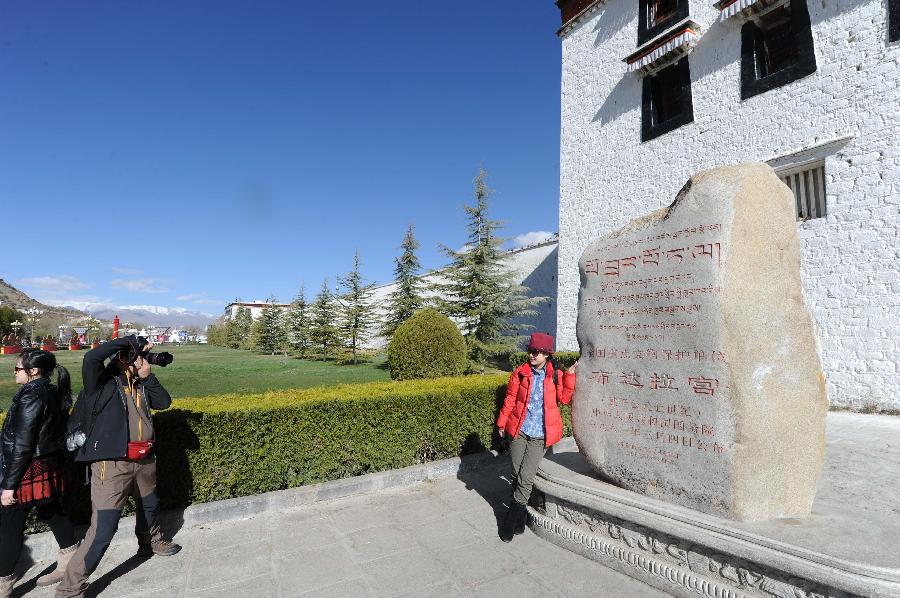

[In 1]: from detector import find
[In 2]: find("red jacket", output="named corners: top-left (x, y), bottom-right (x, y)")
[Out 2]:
top-left (497, 361), bottom-right (576, 447)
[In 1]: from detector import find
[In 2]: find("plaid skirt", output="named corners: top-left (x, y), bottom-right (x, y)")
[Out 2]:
top-left (13, 453), bottom-right (68, 507)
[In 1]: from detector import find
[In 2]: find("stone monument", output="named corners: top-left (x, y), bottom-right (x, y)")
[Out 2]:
top-left (526, 165), bottom-right (899, 597)
top-left (573, 162), bottom-right (827, 521)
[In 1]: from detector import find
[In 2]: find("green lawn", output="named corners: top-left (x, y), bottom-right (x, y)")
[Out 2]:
top-left (0, 344), bottom-right (390, 410)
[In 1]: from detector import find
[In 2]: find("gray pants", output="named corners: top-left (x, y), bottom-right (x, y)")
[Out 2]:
top-left (56, 459), bottom-right (162, 598)
top-left (509, 433), bottom-right (547, 506)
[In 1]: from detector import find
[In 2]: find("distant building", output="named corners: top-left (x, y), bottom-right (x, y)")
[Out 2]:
top-left (553, 0), bottom-right (899, 409)
top-left (167, 329), bottom-right (189, 343)
top-left (224, 300), bottom-right (290, 321)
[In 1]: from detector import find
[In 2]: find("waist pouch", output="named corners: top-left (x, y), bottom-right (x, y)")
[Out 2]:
top-left (126, 441), bottom-right (154, 460)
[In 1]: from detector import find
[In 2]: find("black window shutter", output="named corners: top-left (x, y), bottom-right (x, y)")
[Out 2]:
top-left (890, 0), bottom-right (900, 43)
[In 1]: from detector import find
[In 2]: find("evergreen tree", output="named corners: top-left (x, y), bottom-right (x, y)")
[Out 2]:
top-left (0, 306), bottom-right (25, 336)
top-left (308, 279), bottom-right (342, 359)
top-left (206, 319), bottom-right (226, 346)
top-left (337, 250), bottom-right (378, 364)
top-left (285, 284), bottom-right (311, 357)
top-left (381, 224), bottom-right (424, 337)
top-left (223, 299), bottom-right (254, 349)
top-left (253, 295), bottom-right (286, 355)
top-left (432, 168), bottom-right (537, 367)
top-left (236, 305), bottom-right (254, 349)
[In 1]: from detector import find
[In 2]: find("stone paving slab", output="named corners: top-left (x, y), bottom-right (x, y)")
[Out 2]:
top-left (12, 456), bottom-right (671, 598)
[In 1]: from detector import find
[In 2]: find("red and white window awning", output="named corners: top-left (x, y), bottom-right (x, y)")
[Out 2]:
top-left (714, 0), bottom-right (785, 20)
top-left (624, 20), bottom-right (702, 74)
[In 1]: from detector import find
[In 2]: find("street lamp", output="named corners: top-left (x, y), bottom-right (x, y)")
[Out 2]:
top-left (24, 306), bottom-right (43, 345)
top-left (10, 321), bottom-right (22, 336)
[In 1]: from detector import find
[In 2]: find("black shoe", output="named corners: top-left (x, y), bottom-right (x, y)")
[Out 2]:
top-left (513, 502), bottom-right (528, 536)
top-left (499, 506), bottom-right (517, 542)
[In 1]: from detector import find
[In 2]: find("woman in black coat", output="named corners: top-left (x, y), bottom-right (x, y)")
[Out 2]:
top-left (0, 349), bottom-right (78, 596)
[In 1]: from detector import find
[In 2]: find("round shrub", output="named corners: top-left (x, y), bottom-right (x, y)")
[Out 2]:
top-left (387, 309), bottom-right (467, 380)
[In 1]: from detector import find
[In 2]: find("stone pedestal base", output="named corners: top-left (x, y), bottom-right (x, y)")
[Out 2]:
top-left (529, 444), bottom-right (899, 598)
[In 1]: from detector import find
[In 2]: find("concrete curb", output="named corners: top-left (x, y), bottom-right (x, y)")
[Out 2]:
top-left (20, 449), bottom-right (505, 567)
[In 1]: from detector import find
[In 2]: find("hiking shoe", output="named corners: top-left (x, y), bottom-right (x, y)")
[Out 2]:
top-left (137, 539), bottom-right (182, 557)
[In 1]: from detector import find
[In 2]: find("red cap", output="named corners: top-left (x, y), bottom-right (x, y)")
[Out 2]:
top-left (527, 332), bottom-right (555, 354)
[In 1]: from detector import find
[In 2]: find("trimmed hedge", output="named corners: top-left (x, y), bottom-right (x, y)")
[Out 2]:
top-left (387, 309), bottom-right (467, 380)
top-left (508, 350), bottom-right (580, 370)
top-left (12, 373), bottom-right (575, 532)
top-left (152, 375), bottom-right (512, 510)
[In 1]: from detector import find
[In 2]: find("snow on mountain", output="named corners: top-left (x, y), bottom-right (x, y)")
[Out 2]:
top-left (62, 305), bottom-right (218, 329)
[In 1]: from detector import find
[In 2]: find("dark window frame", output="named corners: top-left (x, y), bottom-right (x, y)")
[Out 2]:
top-left (556, 0), bottom-right (599, 27)
top-left (641, 57), bottom-right (695, 142)
top-left (740, 0), bottom-right (817, 100)
top-left (638, 0), bottom-right (690, 45)
top-left (890, 0), bottom-right (900, 42)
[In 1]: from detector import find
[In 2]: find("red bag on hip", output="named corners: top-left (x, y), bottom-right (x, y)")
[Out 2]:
top-left (127, 441), bottom-right (154, 460)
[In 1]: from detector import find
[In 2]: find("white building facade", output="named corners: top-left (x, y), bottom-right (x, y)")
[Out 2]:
top-left (224, 238), bottom-right (561, 350)
top-left (368, 237), bottom-right (561, 348)
top-left (554, 0), bottom-right (899, 409)
top-left (224, 300), bottom-right (290, 321)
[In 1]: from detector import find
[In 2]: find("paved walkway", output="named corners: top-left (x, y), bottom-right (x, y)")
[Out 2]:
top-left (13, 458), bottom-right (670, 598)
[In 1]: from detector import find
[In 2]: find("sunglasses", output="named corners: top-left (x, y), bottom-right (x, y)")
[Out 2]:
top-left (13, 366), bottom-right (26, 372)
top-left (527, 348), bottom-right (547, 356)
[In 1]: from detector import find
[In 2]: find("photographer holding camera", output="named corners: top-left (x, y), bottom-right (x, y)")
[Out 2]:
top-left (55, 335), bottom-right (180, 598)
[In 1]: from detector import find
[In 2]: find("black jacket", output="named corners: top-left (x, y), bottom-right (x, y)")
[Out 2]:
top-left (69, 336), bottom-right (172, 463)
top-left (1, 377), bottom-right (68, 490)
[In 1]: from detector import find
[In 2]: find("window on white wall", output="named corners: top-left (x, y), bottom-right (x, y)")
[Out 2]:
top-left (641, 58), bottom-right (695, 141)
top-left (778, 162), bottom-right (827, 221)
top-left (638, 0), bottom-right (689, 44)
top-left (740, 1), bottom-right (817, 99)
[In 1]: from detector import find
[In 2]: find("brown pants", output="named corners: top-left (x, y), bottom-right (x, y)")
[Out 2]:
top-left (509, 433), bottom-right (547, 506)
top-left (55, 458), bottom-right (162, 598)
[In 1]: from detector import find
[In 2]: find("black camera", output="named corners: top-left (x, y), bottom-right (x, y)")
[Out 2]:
top-left (145, 351), bottom-right (174, 367)
top-left (119, 336), bottom-right (174, 368)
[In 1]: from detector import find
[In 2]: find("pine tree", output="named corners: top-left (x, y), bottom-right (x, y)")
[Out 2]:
top-left (337, 250), bottom-right (378, 364)
top-left (206, 319), bottom-right (226, 346)
top-left (381, 224), bottom-right (425, 337)
top-left (223, 299), bottom-right (253, 349)
top-left (308, 279), bottom-right (342, 359)
top-left (285, 284), bottom-right (311, 357)
top-left (253, 295), bottom-right (286, 355)
top-left (432, 168), bottom-right (537, 367)
top-left (235, 305), bottom-right (254, 349)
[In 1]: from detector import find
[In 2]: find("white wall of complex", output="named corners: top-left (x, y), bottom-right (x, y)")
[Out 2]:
top-left (367, 239), bottom-right (560, 349)
top-left (224, 303), bottom-right (289, 320)
top-left (557, 2), bottom-right (899, 409)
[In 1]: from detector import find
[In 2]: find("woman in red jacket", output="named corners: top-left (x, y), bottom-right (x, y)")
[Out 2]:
top-left (496, 332), bottom-right (576, 542)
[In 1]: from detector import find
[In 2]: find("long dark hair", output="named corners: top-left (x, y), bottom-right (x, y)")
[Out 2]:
top-left (18, 348), bottom-right (72, 409)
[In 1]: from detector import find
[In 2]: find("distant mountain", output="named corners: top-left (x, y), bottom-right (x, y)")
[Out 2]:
top-left (0, 278), bottom-right (85, 318)
top-left (86, 306), bottom-right (218, 329)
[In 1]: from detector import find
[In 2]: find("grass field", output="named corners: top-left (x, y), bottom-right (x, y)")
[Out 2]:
top-left (0, 344), bottom-right (391, 410)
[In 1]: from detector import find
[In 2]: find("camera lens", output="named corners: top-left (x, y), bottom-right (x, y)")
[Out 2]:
top-left (150, 352), bottom-right (174, 367)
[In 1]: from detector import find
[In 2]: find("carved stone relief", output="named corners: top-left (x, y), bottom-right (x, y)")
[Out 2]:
top-left (540, 500), bottom-right (857, 598)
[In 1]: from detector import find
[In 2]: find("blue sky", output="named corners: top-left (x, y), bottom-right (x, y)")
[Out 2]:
top-left (1, 1), bottom-right (562, 316)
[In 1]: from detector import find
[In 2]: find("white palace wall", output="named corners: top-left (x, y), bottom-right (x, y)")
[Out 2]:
top-left (556, 1), bottom-right (900, 409)
top-left (368, 238), bottom-right (560, 349)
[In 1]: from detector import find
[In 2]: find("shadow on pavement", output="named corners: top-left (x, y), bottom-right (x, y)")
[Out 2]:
top-left (456, 438), bottom-right (513, 540)
top-left (84, 554), bottom-right (152, 597)
top-left (12, 564), bottom-right (47, 597)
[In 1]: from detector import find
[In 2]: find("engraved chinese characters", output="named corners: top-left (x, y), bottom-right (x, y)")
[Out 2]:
top-left (572, 163), bottom-right (827, 521)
